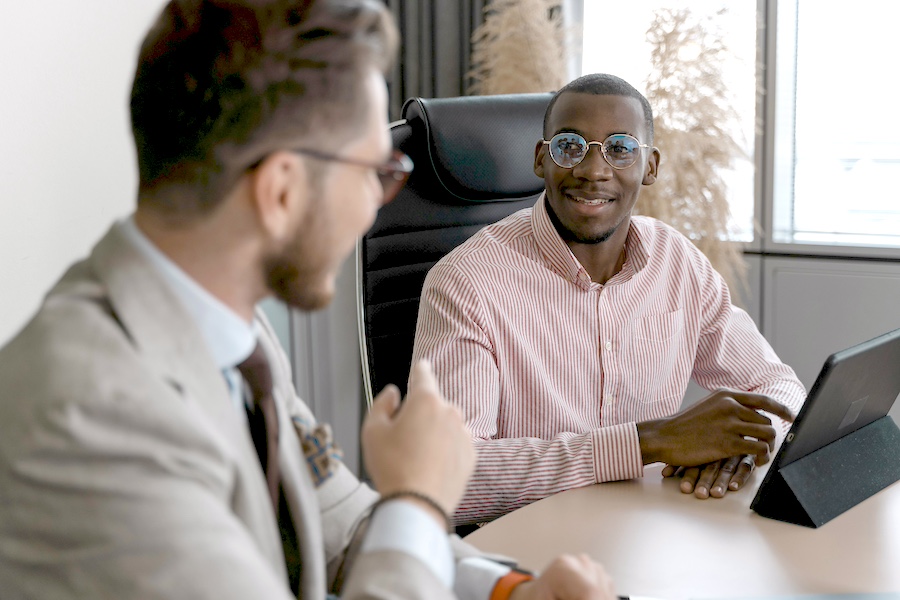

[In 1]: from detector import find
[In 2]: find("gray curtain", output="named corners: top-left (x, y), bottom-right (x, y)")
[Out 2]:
top-left (385, 0), bottom-right (488, 119)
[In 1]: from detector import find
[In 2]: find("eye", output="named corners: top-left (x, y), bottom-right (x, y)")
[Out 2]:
top-left (554, 136), bottom-right (585, 156)
top-left (606, 137), bottom-right (638, 156)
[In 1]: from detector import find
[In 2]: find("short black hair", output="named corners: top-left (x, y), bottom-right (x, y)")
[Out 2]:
top-left (543, 73), bottom-right (654, 142)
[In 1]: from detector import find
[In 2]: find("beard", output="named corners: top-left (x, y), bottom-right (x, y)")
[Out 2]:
top-left (263, 207), bottom-right (337, 312)
top-left (263, 166), bottom-right (342, 311)
top-left (265, 250), bottom-right (334, 311)
top-left (545, 200), bottom-right (620, 245)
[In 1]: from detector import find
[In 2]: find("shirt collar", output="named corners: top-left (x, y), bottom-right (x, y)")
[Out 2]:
top-left (118, 216), bottom-right (257, 370)
top-left (531, 192), bottom-right (649, 289)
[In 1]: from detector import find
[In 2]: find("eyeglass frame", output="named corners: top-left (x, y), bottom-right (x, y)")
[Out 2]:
top-left (289, 147), bottom-right (414, 204)
top-left (291, 148), bottom-right (414, 205)
top-left (541, 132), bottom-right (652, 170)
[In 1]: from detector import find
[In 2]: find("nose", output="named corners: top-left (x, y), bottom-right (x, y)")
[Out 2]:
top-left (571, 144), bottom-right (613, 181)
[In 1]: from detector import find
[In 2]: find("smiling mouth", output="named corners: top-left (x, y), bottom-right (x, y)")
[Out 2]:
top-left (566, 191), bottom-right (614, 206)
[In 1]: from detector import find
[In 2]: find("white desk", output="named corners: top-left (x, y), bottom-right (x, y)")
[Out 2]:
top-left (465, 464), bottom-right (900, 599)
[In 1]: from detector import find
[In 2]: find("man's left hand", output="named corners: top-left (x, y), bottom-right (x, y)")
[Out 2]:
top-left (661, 454), bottom-right (756, 499)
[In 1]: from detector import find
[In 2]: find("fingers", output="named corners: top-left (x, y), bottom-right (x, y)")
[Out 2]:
top-left (407, 359), bottom-right (439, 396)
top-left (731, 390), bottom-right (796, 423)
top-left (661, 464), bottom-right (677, 478)
top-left (693, 461), bottom-right (722, 499)
top-left (679, 466), bottom-right (700, 494)
top-left (708, 456), bottom-right (741, 498)
top-left (360, 384), bottom-right (400, 453)
top-left (727, 455), bottom-right (756, 491)
top-left (732, 421), bottom-right (777, 447)
top-left (733, 437), bottom-right (772, 466)
top-left (367, 360), bottom-right (441, 426)
top-left (366, 384), bottom-right (401, 421)
top-left (676, 455), bottom-right (756, 500)
top-left (533, 553), bottom-right (617, 600)
top-left (734, 405), bottom-right (774, 426)
top-left (696, 454), bottom-right (756, 498)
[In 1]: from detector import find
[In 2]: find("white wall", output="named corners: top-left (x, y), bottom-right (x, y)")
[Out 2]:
top-left (0, 1), bottom-right (168, 345)
top-left (760, 254), bottom-right (900, 423)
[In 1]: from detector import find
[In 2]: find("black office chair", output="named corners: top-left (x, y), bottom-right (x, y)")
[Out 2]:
top-left (356, 93), bottom-right (553, 405)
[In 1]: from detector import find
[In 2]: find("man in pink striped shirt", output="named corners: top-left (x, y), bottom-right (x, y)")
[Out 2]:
top-left (412, 73), bottom-right (806, 526)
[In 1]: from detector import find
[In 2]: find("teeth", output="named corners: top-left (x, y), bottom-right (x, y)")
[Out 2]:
top-left (566, 191), bottom-right (613, 206)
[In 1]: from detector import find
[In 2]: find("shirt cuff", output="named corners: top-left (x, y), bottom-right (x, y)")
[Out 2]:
top-left (359, 499), bottom-right (454, 588)
top-left (593, 422), bottom-right (644, 482)
top-left (454, 556), bottom-right (513, 600)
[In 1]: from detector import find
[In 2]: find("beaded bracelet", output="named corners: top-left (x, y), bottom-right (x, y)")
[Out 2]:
top-left (374, 490), bottom-right (452, 532)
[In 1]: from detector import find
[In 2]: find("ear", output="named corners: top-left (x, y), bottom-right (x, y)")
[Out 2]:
top-left (249, 151), bottom-right (308, 241)
top-left (533, 139), bottom-right (547, 178)
top-left (642, 146), bottom-right (661, 186)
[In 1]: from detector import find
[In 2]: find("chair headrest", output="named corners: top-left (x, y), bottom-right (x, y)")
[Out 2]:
top-left (400, 93), bottom-right (552, 203)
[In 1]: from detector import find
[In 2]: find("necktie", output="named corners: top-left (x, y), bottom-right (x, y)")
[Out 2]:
top-left (236, 342), bottom-right (281, 511)
top-left (237, 342), bottom-right (304, 594)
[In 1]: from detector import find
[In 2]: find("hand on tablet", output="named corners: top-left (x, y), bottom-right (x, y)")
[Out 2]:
top-left (637, 388), bottom-right (796, 493)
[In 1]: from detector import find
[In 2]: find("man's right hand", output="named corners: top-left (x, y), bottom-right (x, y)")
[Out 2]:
top-left (360, 360), bottom-right (475, 523)
top-left (636, 388), bottom-right (795, 469)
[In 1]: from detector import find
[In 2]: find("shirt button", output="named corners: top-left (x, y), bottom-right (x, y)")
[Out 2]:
top-left (605, 340), bottom-right (612, 351)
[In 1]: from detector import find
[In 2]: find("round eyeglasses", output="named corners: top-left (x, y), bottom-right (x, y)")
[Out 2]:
top-left (542, 132), bottom-right (650, 170)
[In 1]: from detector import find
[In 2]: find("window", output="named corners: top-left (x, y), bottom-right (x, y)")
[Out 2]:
top-left (771, 0), bottom-right (900, 250)
top-left (582, 0), bottom-right (900, 254)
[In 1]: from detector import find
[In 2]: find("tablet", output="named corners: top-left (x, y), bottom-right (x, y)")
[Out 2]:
top-left (751, 327), bottom-right (900, 526)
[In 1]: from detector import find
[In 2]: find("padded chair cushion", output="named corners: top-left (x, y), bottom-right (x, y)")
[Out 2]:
top-left (359, 93), bottom-right (553, 399)
top-left (403, 94), bottom-right (551, 201)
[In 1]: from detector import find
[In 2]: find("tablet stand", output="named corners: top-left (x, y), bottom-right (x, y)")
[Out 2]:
top-left (751, 415), bottom-right (900, 528)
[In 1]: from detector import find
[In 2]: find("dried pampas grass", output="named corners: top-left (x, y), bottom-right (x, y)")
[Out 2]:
top-left (468, 0), bottom-right (571, 95)
top-left (638, 8), bottom-right (750, 300)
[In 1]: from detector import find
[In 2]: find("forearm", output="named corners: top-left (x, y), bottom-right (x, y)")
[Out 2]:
top-left (453, 426), bottom-right (642, 525)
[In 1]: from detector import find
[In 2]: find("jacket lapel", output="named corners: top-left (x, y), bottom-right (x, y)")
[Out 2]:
top-left (88, 224), bottom-right (289, 581)
top-left (256, 322), bottom-right (327, 599)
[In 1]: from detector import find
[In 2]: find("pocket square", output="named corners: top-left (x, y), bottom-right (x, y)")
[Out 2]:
top-left (291, 416), bottom-right (343, 487)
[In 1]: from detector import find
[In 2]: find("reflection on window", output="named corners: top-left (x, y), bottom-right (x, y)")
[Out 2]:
top-left (581, 1), bottom-right (757, 242)
top-left (773, 0), bottom-right (900, 248)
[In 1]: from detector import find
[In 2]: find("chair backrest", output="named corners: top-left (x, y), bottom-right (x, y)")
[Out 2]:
top-left (356, 92), bottom-right (552, 404)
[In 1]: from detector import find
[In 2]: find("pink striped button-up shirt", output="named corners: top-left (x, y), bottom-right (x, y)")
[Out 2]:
top-left (412, 194), bottom-right (806, 525)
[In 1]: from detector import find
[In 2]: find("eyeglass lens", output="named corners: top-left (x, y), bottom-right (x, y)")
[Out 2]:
top-left (549, 133), bottom-right (642, 169)
top-left (376, 150), bottom-right (414, 204)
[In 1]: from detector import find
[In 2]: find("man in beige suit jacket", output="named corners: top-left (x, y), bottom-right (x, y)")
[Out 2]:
top-left (0, 0), bottom-right (615, 599)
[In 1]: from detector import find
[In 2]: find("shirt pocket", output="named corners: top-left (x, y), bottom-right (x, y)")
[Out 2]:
top-left (632, 309), bottom-right (684, 341)
top-left (625, 309), bottom-right (689, 409)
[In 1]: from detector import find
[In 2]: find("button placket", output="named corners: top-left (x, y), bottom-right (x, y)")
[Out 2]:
top-left (596, 285), bottom-right (612, 414)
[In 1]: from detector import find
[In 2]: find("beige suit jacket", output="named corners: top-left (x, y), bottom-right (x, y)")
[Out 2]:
top-left (0, 224), bottom-right (458, 599)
